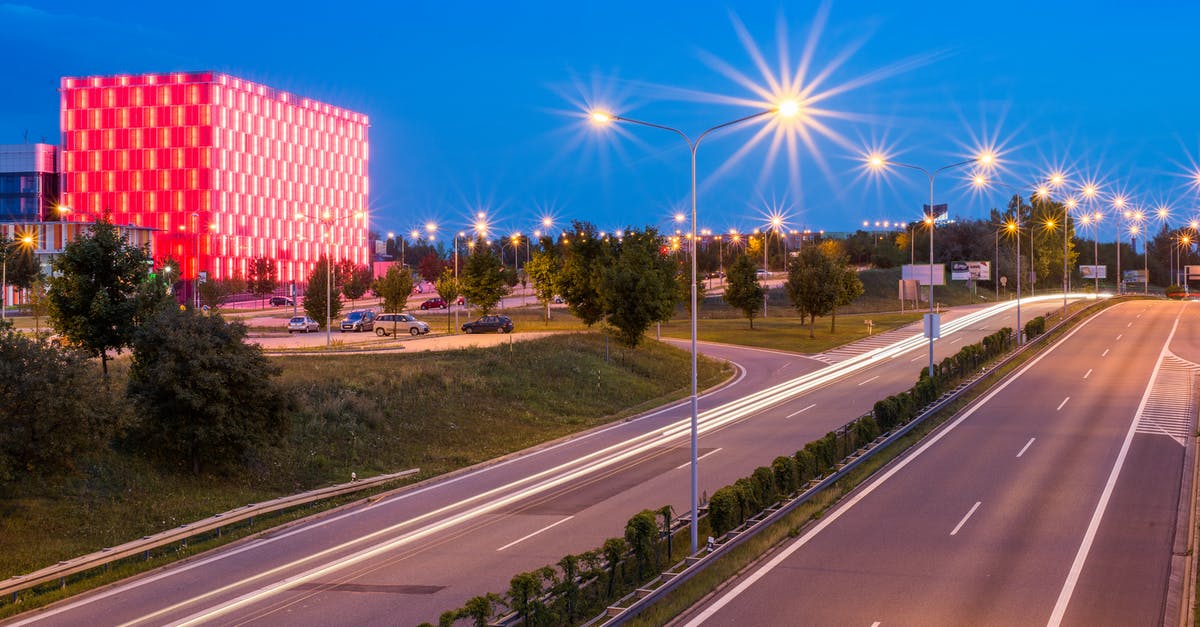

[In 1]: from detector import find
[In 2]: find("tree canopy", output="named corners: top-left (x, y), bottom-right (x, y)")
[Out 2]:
top-left (125, 308), bottom-right (289, 474)
top-left (374, 264), bottom-right (414, 313)
top-left (303, 256), bottom-right (342, 326)
top-left (600, 228), bottom-right (679, 347)
top-left (722, 253), bottom-right (766, 328)
top-left (460, 241), bottom-right (507, 314)
top-left (47, 219), bottom-right (157, 376)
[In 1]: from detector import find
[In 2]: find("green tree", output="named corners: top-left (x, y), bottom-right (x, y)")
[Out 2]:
top-left (373, 265), bottom-right (413, 313)
top-left (304, 256), bottom-right (342, 328)
top-left (417, 251), bottom-right (446, 284)
top-left (342, 264), bottom-right (373, 304)
top-left (126, 307), bottom-right (289, 474)
top-left (601, 228), bottom-right (678, 347)
top-left (0, 325), bottom-right (115, 484)
top-left (47, 219), bottom-right (154, 377)
top-left (26, 275), bottom-right (51, 335)
top-left (786, 246), bottom-right (839, 338)
top-left (246, 257), bottom-right (278, 305)
top-left (434, 269), bottom-right (461, 333)
top-left (822, 241), bottom-right (864, 332)
top-left (624, 509), bottom-right (659, 579)
top-left (525, 245), bottom-right (562, 322)
top-left (200, 275), bottom-right (247, 310)
top-left (723, 253), bottom-right (766, 329)
top-left (558, 221), bottom-right (609, 325)
top-left (460, 241), bottom-right (507, 314)
top-left (0, 233), bottom-right (39, 294)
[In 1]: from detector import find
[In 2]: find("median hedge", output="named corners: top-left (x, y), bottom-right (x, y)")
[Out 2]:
top-left (429, 326), bottom-right (1015, 626)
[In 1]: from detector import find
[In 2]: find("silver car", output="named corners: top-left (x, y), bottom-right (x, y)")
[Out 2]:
top-left (375, 313), bottom-right (431, 337)
top-left (287, 316), bottom-right (320, 333)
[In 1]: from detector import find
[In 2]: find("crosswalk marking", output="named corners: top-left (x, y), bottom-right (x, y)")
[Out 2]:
top-left (1134, 353), bottom-right (1198, 446)
top-left (811, 324), bottom-right (920, 365)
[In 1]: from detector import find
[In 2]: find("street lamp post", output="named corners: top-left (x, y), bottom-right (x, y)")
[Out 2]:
top-left (299, 209), bottom-right (364, 346)
top-left (974, 175), bottom-right (1025, 342)
top-left (591, 101), bottom-right (798, 555)
top-left (1, 232), bottom-right (35, 320)
top-left (870, 152), bottom-right (993, 375)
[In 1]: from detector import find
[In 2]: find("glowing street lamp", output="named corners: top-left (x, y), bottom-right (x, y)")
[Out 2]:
top-left (975, 174), bottom-right (1025, 342)
top-left (869, 150), bottom-right (995, 370)
top-left (1, 232), bottom-right (36, 320)
top-left (590, 99), bottom-right (799, 555)
top-left (298, 208), bottom-right (365, 346)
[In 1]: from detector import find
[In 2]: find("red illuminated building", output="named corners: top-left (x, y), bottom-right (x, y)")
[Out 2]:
top-left (59, 71), bottom-right (370, 284)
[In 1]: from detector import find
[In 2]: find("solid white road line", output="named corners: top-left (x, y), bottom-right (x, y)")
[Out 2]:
top-left (1102, 349), bottom-right (1109, 357)
top-left (1046, 304), bottom-right (1185, 626)
top-left (682, 304), bottom-right (1111, 627)
top-left (676, 448), bottom-right (723, 470)
top-left (1083, 369), bottom-right (1092, 379)
top-left (951, 502), bottom-right (982, 536)
top-left (858, 375), bottom-right (881, 386)
top-left (1057, 397), bottom-right (1070, 411)
top-left (786, 404), bottom-right (817, 418)
top-left (910, 355), bottom-right (925, 362)
top-left (496, 516), bottom-right (574, 552)
top-left (1017, 438), bottom-right (1036, 458)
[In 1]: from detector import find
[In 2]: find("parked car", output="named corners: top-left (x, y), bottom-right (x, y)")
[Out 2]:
top-left (375, 313), bottom-right (431, 337)
top-left (755, 269), bottom-right (771, 278)
top-left (339, 309), bottom-right (377, 332)
top-left (270, 296), bottom-right (294, 306)
top-left (287, 316), bottom-right (319, 333)
top-left (420, 298), bottom-right (448, 310)
top-left (461, 315), bottom-right (514, 334)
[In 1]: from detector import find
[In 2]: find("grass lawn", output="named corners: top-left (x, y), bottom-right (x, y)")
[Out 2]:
top-left (0, 334), bottom-right (729, 581)
top-left (659, 311), bottom-right (922, 354)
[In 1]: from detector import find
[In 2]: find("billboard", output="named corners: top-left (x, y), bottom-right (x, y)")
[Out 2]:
top-left (1080, 265), bottom-right (1107, 279)
top-left (951, 261), bottom-right (991, 281)
top-left (1123, 270), bottom-right (1147, 284)
top-left (899, 279), bottom-right (920, 301)
top-left (903, 263), bottom-right (946, 286)
top-left (1187, 265), bottom-right (1200, 280)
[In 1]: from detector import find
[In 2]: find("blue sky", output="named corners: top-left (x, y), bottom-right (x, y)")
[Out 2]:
top-left (3, 0), bottom-right (1200, 237)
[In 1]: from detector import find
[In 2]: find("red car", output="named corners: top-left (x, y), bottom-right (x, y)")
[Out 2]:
top-left (419, 298), bottom-right (447, 310)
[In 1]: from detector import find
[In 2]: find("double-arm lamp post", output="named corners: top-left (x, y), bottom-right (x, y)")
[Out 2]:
top-left (590, 100), bottom-right (800, 555)
top-left (973, 175), bottom-right (1025, 344)
top-left (868, 152), bottom-right (994, 376)
top-left (298, 209), bottom-right (365, 346)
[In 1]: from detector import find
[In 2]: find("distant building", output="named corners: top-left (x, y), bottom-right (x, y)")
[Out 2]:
top-left (1, 220), bottom-right (157, 308)
top-left (59, 71), bottom-right (370, 284)
top-left (0, 144), bottom-right (59, 222)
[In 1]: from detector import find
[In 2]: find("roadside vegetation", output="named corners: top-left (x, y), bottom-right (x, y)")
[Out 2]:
top-left (0, 333), bottom-right (728, 581)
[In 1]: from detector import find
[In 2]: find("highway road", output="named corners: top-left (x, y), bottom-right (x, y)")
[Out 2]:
top-left (7, 297), bottom-right (1073, 627)
top-left (681, 300), bottom-right (1197, 627)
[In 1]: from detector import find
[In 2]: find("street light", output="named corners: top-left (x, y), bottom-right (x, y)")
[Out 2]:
top-left (1, 232), bottom-right (36, 320)
top-left (1080, 184), bottom-right (1103, 292)
top-left (974, 174), bottom-right (1024, 343)
top-left (590, 100), bottom-right (799, 555)
top-left (869, 150), bottom-right (995, 375)
top-left (298, 208), bottom-right (365, 346)
top-left (1110, 195), bottom-right (1128, 294)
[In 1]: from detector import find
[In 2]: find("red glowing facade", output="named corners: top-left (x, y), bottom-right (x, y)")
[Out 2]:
top-left (60, 71), bottom-right (370, 282)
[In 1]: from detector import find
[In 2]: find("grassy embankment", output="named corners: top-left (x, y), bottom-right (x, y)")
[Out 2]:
top-left (0, 334), bottom-right (729, 583)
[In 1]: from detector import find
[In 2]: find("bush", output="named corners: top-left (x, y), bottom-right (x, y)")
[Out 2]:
top-left (708, 487), bottom-right (741, 536)
top-left (772, 455), bottom-right (799, 495)
top-left (1024, 315), bottom-right (1046, 341)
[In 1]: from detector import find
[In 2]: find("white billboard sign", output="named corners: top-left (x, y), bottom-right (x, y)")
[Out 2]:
top-left (951, 261), bottom-right (991, 281)
top-left (1187, 265), bottom-right (1200, 280)
top-left (902, 263), bottom-right (946, 286)
top-left (1080, 265), bottom-right (1107, 279)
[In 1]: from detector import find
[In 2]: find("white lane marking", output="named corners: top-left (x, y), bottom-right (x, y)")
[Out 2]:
top-left (1127, 322), bottom-right (1133, 327)
top-left (786, 404), bottom-right (817, 418)
top-left (871, 623), bottom-right (882, 627)
top-left (1057, 397), bottom-right (1070, 411)
top-left (1101, 349), bottom-right (1109, 357)
top-left (858, 375), bottom-right (881, 386)
top-left (950, 337), bottom-right (963, 344)
top-left (676, 448), bottom-right (723, 470)
top-left (1116, 334), bottom-right (1122, 341)
top-left (910, 355), bottom-right (925, 362)
top-left (1047, 304), bottom-right (1186, 626)
top-left (684, 304), bottom-right (1112, 627)
top-left (950, 501), bottom-right (982, 536)
top-left (1083, 369), bottom-right (1092, 379)
top-left (1017, 438), bottom-right (1036, 458)
top-left (497, 516), bottom-right (574, 552)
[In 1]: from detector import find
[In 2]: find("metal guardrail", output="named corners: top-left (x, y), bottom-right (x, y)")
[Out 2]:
top-left (1, 468), bottom-right (419, 600)
top-left (600, 305), bottom-right (1099, 624)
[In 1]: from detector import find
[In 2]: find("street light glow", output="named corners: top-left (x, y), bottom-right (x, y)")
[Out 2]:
top-left (776, 99), bottom-right (801, 117)
top-left (589, 111), bottom-right (613, 124)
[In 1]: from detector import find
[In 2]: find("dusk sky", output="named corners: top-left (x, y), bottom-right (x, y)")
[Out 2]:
top-left (4, 1), bottom-right (1200, 238)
